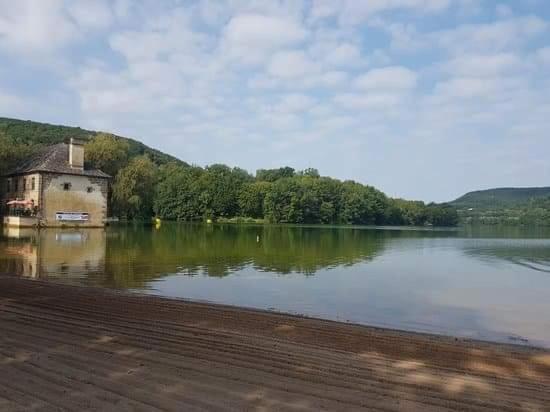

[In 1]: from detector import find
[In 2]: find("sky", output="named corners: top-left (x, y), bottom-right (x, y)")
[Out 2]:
top-left (1, 0), bottom-right (549, 202)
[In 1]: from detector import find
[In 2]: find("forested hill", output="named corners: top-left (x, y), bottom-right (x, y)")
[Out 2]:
top-left (0, 117), bottom-right (185, 168)
top-left (451, 187), bottom-right (550, 209)
top-left (0, 117), bottom-right (458, 226)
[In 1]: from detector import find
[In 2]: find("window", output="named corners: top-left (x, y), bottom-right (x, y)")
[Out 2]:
top-left (6, 180), bottom-right (10, 193)
top-left (86, 186), bottom-right (94, 193)
top-left (31, 177), bottom-right (35, 191)
top-left (23, 178), bottom-right (26, 191)
top-left (63, 183), bottom-right (71, 191)
top-left (14, 179), bottom-right (18, 192)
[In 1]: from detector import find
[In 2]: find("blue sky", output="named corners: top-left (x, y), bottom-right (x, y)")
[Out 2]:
top-left (1, 0), bottom-right (549, 202)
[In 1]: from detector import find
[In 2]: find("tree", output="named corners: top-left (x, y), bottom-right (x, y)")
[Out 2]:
top-left (154, 163), bottom-right (205, 221)
top-left (256, 167), bottom-right (295, 182)
top-left (264, 178), bottom-right (301, 223)
top-left (298, 168), bottom-right (320, 178)
top-left (199, 165), bottom-right (253, 219)
top-left (391, 199), bottom-right (428, 226)
top-left (339, 181), bottom-right (389, 225)
top-left (238, 181), bottom-right (271, 218)
top-left (425, 203), bottom-right (459, 226)
top-left (85, 133), bottom-right (130, 177)
top-left (0, 133), bottom-right (34, 176)
top-left (112, 156), bottom-right (157, 219)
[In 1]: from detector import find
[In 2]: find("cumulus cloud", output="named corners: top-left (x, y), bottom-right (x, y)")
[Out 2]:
top-left (383, 15), bottom-right (548, 54)
top-left (67, 0), bottom-right (113, 30)
top-left (434, 15), bottom-right (548, 53)
top-left (433, 76), bottom-right (522, 99)
top-left (443, 53), bottom-right (524, 77)
top-left (318, 43), bottom-right (363, 67)
top-left (0, 0), bottom-right (78, 54)
top-left (222, 14), bottom-right (307, 65)
top-left (1, 0), bottom-right (549, 201)
top-left (310, 0), bottom-right (452, 25)
top-left (272, 94), bottom-right (316, 113)
top-left (267, 50), bottom-right (319, 78)
top-left (334, 93), bottom-right (406, 110)
top-left (354, 66), bottom-right (418, 91)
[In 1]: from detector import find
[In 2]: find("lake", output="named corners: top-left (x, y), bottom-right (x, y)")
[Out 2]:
top-left (1, 223), bottom-right (550, 347)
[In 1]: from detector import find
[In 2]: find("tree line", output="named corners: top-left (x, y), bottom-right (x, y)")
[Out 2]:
top-left (1, 132), bottom-right (459, 226)
top-left (83, 135), bottom-right (458, 226)
top-left (459, 197), bottom-right (550, 226)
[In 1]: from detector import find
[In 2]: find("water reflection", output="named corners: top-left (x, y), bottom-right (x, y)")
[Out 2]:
top-left (461, 239), bottom-right (550, 273)
top-left (0, 227), bottom-right (106, 282)
top-left (2, 223), bottom-right (550, 346)
top-left (106, 224), bottom-right (389, 280)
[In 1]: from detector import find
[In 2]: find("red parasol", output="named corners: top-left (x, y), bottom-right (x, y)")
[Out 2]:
top-left (6, 200), bottom-right (34, 206)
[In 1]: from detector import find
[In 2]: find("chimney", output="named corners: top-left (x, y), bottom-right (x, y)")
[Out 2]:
top-left (69, 138), bottom-right (85, 170)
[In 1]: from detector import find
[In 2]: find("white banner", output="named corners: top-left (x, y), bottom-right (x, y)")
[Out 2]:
top-left (56, 212), bottom-right (89, 221)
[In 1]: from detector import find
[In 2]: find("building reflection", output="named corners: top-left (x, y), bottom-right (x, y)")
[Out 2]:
top-left (0, 227), bottom-right (106, 280)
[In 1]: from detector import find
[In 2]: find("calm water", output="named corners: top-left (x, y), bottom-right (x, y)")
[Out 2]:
top-left (2, 223), bottom-right (550, 347)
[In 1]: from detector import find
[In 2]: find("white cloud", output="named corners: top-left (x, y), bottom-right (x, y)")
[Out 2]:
top-left (433, 76), bottom-right (526, 100)
top-left (221, 14), bottom-right (307, 65)
top-left (537, 47), bottom-right (550, 65)
top-left (67, 0), bottom-right (113, 30)
top-left (267, 50), bottom-right (319, 78)
top-left (113, 0), bottom-right (132, 20)
top-left (444, 53), bottom-right (523, 77)
top-left (0, 0), bottom-right (119, 57)
top-left (383, 15), bottom-right (548, 55)
top-left (248, 70), bottom-right (348, 90)
top-left (1, 0), bottom-right (549, 201)
top-left (334, 93), bottom-right (405, 110)
top-left (306, 71), bottom-right (349, 88)
top-left (355, 66), bottom-right (417, 91)
top-left (0, 0), bottom-right (77, 54)
top-left (272, 94), bottom-right (316, 113)
top-left (323, 43), bottom-right (363, 67)
top-left (434, 16), bottom-right (548, 53)
top-left (309, 0), bottom-right (452, 25)
top-left (109, 8), bottom-right (210, 62)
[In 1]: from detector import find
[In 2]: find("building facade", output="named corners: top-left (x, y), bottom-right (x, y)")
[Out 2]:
top-left (2, 139), bottom-right (110, 228)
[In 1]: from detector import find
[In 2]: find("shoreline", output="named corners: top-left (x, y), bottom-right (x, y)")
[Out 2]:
top-left (1, 275), bottom-right (549, 410)
top-left (148, 290), bottom-right (543, 352)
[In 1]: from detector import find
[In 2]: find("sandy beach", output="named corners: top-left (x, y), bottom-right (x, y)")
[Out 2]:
top-left (1, 275), bottom-right (549, 411)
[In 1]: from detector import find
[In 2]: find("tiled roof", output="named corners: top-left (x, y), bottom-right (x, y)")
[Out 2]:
top-left (4, 143), bottom-right (110, 178)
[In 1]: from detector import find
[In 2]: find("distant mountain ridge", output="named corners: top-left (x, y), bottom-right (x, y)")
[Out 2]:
top-left (0, 117), bottom-right (187, 167)
top-left (451, 187), bottom-right (550, 209)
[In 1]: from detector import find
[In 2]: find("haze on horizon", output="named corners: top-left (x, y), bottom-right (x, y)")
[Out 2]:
top-left (1, 0), bottom-right (549, 203)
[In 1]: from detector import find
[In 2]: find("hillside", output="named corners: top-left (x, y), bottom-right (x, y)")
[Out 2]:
top-left (0, 117), bottom-right (458, 225)
top-left (451, 187), bottom-right (550, 209)
top-left (0, 117), bottom-right (186, 167)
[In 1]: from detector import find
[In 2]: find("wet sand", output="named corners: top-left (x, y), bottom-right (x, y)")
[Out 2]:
top-left (1, 276), bottom-right (549, 411)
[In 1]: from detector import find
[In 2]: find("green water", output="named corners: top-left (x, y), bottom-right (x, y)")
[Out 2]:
top-left (1, 223), bottom-right (550, 347)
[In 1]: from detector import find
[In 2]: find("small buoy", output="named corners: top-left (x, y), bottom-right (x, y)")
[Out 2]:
top-left (206, 218), bottom-right (212, 224)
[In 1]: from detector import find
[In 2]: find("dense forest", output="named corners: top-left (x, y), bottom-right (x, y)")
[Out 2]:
top-left (451, 187), bottom-right (550, 226)
top-left (456, 198), bottom-right (550, 226)
top-left (0, 117), bottom-right (458, 226)
top-left (451, 187), bottom-right (550, 209)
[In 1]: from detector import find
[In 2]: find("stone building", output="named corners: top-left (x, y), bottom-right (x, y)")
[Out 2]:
top-left (2, 138), bottom-right (110, 227)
